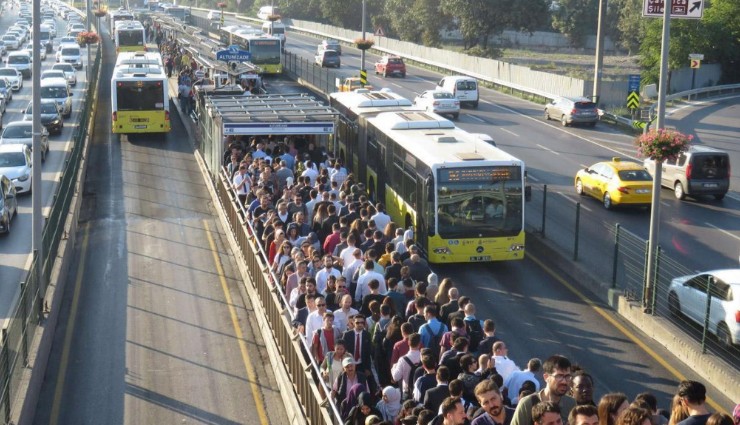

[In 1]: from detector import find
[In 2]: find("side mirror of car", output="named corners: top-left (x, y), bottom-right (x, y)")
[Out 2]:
top-left (69, 92), bottom-right (73, 96)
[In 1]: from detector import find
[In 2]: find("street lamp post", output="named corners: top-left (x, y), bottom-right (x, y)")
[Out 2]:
top-left (593, 0), bottom-right (606, 104)
top-left (361, 0), bottom-right (366, 76)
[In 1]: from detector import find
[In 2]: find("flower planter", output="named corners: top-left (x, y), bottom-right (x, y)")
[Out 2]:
top-left (267, 14), bottom-right (281, 21)
top-left (354, 38), bottom-right (374, 50)
top-left (634, 129), bottom-right (692, 161)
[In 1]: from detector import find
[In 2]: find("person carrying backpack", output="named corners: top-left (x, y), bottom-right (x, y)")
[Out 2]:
top-left (463, 302), bottom-right (484, 354)
top-left (417, 305), bottom-right (448, 362)
top-left (390, 333), bottom-right (422, 400)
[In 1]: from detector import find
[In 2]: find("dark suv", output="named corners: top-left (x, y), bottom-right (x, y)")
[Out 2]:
top-left (545, 96), bottom-right (599, 127)
top-left (374, 55), bottom-right (406, 78)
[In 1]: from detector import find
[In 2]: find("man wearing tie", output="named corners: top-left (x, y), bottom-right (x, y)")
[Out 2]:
top-left (342, 314), bottom-right (373, 375)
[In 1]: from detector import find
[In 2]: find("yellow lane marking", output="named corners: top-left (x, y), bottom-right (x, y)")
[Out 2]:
top-left (203, 220), bottom-right (270, 424)
top-left (49, 226), bottom-right (90, 425)
top-left (528, 252), bottom-right (727, 414)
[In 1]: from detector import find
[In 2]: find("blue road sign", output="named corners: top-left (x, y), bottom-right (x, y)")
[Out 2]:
top-left (216, 45), bottom-right (252, 62)
top-left (628, 74), bottom-right (641, 93)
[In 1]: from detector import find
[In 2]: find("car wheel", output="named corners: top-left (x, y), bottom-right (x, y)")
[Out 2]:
top-left (473, 101), bottom-right (479, 108)
top-left (575, 179), bottom-right (584, 196)
top-left (716, 322), bottom-right (732, 348)
top-left (674, 182), bottom-right (685, 200)
top-left (4, 215), bottom-right (9, 234)
top-left (452, 113), bottom-right (459, 120)
top-left (668, 292), bottom-right (681, 317)
top-left (545, 109), bottom-right (551, 120)
top-left (561, 115), bottom-right (568, 126)
top-left (383, 71), bottom-right (387, 78)
top-left (588, 121), bottom-right (596, 127)
top-left (603, 192), bottom-right (612, 209)
top-left (713, 194), bottom-right (725, 200)
top-left (401, 72), bottom-right (406, 78)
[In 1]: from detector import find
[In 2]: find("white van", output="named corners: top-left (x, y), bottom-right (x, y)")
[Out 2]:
top-left (437, 76), bottom-right (479, 108)
top-left (40, 77), bottom-right (73, 118)
top-left (6, 51), bottom-right (32, 78)
top-left (261, 21), bottom-right (285, 48)
top-left (55, 44), bottom-right (82, 69)
top-left (257, 5), bottom-right (280, 20)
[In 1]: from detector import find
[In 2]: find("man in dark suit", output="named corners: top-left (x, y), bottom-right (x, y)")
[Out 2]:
top-left (319, 204), bottom-right (340, 242)
top-left (423, 365), bottom-right (451, 413)
top-left (342, 314), bottom-right (373, 375)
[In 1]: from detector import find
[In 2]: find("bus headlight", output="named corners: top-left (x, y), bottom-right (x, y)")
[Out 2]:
top-left (433, 247), bottom-right (452, 255)
top-left (508, 244), bottom-right (524, 252)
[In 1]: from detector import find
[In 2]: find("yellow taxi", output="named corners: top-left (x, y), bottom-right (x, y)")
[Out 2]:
top-left (575, 158), bottom-right (653, 209)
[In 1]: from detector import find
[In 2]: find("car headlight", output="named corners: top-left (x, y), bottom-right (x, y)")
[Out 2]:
top-left (18, 172), bottom-right (30, 182)
top-left (51, 119), bottom-right (61, 125)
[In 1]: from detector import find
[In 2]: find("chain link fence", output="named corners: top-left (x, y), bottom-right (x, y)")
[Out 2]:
top-left (0, 39), bottom-right (102, 425)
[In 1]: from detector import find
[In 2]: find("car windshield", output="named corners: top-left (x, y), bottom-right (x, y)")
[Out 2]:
top-left (8, 56), bottom-right (29, 64)
top-left (0, 80), bottom-right (7, 88)
top-left (388, 58), bottom-right (403, 64)
top-left (29, 103), bottom-right (59, 114)
top-left (0, 70), bottom-right (16, 77)
top-left (41, 86), bottom-right (68, 98)
top-left (456, 81), bottom-right (477, 90)
top-left (2, 126), bottom-right (32, 139)
top-left (433, 92), bottom-right (454, 99)
top-left (61, 48), bottom-right (79, 55)
top-left (618, 169), bottom-right (652, 181)
top-left (574, 101), bottom-right (596, 109)
top-left (323, 51), bottom-right (338, 57)
top-left (0, 152), bottom-right (27, 167)
top-left (53, 65), bottom-right (74, 73)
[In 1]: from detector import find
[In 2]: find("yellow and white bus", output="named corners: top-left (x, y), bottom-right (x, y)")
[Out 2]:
top-left (111, 61), bottom-right (171, 134)
top-left (219, 26), bottom-right (283, 75)
top-left (115, 51), bottom-right (163, 68)
top-left (109, 9), bottom-right (135, 39)
top-left (360, 110), bottom-right (525, 263)
top-left (114, 20), bottom-right (146, 53)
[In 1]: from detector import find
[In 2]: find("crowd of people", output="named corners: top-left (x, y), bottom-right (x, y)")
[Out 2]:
top-left (226, 135), bottom-right (738, 425)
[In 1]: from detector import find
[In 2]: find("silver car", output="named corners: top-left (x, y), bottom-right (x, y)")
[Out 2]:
top-left (51, 63), bottom-right (77, 86)
top-left (544, 96), bottom-right (599, 127)
top-left (0, 68), bottom-right (22, 90)
top-left (0, 121), bottom-right (50, 162)
top-left (413, 90), bottom-right (460, 119)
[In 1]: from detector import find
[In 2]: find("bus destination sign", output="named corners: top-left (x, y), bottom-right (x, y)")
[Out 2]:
top-left (439, 167), bottom-right (519, 183)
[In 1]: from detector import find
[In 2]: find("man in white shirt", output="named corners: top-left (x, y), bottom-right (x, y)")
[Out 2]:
top-left (504, 357), bottom-right (542, 405)
top-left (305, 296), bottom-right (329, 342)
top-left (371, 203), bottom-right (392, 232)
top-left (333, 294), bottom-right (358, 333)
top-left (391, 333), bottom-right (422, 397)
top-left (315, 255), bottom-right (341, 295)
top-left (355, 260), bottom-right (386, 303)
top-left (301, 160), bottom-right (319, 186)
top-left (339, 235), bottom-right (359, 268)
top-left (492, 341), bottom-right (518, 382)
top-left (232, 164), bottom-right (251, 205)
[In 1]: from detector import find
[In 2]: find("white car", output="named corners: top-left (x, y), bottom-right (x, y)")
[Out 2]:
top-left (58, 36), bottom-right (77, 45)
top-left (51, 63), bottom-right (77, 86)
top-left (41, 69), bottom-right (66, 82)
top-left (0, 68), bottom-right (22, 91)
top-left (24, 43), bottom-right (46, 60)
top-left (0, 121), bottom-right (50, 162)
top-left (413, 89), bottom-right (461, 119)
top-left (668, 269), bottom-right (740, 348)
top-left (1, 35), bottom-right (20, 50)
top-left (0, 144), bottom-right (33, 194)
top-left (0, 41), bottom-right (7, 56)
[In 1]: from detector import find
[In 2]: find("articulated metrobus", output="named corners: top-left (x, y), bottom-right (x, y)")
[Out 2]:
top-left (109, 9), bottom-right (135, 39)
top-left (329, 90), bottom-right (416, 179)
top-left (114, 20), bottom-right (146, 53)
top-left (111, 61), bottom-right (171, 134)
top-left (219, 26), bottom-right (283, 75)
top-left (354, 108), bottom-right (526, 263)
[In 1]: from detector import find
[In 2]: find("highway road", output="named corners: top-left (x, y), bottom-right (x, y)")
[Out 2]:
top-left (31, 21), bottom-right (289, 425)
top-left (0, 11), bottom-right (91, 320)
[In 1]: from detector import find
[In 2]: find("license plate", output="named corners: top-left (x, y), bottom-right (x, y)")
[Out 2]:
top-left (704, 183), bottom-right (718, 188)
top-left (469, 256), bottom-right (491, 262)
top-left (134, 125), bottom-right (147, 129)
top-left (636, 189), bottom-right (650, 193)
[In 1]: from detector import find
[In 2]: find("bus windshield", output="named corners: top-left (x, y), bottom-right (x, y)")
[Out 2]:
top-left (247, 39), bottom-right (280, 64)
top-left (116, 81), bottom-right (165, 110)
top-left (119, 30), bottom-right (144, 46)
top-left (436, 166), bottom-right (523, 238)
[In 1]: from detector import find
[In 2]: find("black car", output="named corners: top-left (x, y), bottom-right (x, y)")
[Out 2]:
top-left (22, 100), bottom-right (64, 135)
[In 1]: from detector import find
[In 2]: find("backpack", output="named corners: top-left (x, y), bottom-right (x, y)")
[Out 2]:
top-left (425, 323), bottom-right (445, 361)
top-left (401, 355), bottom-right (421, 400)
top-left (464, 319), bottom-right (484, 353)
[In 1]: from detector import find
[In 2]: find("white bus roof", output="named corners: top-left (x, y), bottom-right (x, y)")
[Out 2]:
top-left (116, 21), bottom-right (145, 29)
top-left (113, 65), bottom-right (166, 78)
top-left (366, 111), bottom-right (522, 167)
top-left (330, 90), bottom-right (413, 110)
top-left (116, 52), bottom-right (163, 66)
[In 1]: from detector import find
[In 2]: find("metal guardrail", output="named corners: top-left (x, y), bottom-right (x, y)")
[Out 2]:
top-left (645, 83), bottom-right (740, 120)
top-left (214, 168), bottom-right (343, 424)
top-left (0, 9), bottom-right (101, 423)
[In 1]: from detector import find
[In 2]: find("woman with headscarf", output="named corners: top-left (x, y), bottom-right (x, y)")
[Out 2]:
top-left (375, 386), bottom-right (402, 423)
top-left (340, 383), bottom-right (367, 420)
top-left (344, 391), bottom-right (381, 425)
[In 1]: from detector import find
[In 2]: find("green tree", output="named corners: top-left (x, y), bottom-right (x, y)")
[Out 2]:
top-left (639, 18), bottom-right (704, 87)
top-left (701, 0), bottom-right (740, 82)
top-left (551, 0), bottom-right (599, 47)
top-left (614, 0), bottom-right (646, 54)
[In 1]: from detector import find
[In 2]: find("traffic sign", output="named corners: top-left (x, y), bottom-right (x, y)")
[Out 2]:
top-left (690, 59), bottom-right (701, 69)
top-left (689, 53), bottom-right (704, 60)
top-left (627, 91), bottom-right (640, 109)
top-left (643, 0), bottom-right (704, 19)
top-left (359, 69), bottom-right (368, 86)
top-left (374, 27), bottom-right (385, 37)
top-left (628, 74), bottom-right (641, 93)
top-left (216, 45), bottom-right (252, 62)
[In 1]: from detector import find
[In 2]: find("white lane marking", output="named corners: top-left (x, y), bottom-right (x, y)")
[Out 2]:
top-left (528, 174), bottom-right (540, 182)
top-left (580, 164), bottom-right (589, 169)
top-left (558, 191), bottom-right (592, 212)
top-left (661, 201), bottom-right (670, 207)
top-left (590, 136), bottom-right (635, 147)
top-left (481, 100), bottom-right (493, 105)
top-left (537, 144), bottom-right (560, 155)
top-left (667, 94), bottom-right (740, 115)
top-left (498, 127), bottom-right (519, 137)
top-left (468, 115), bottom-right (485, 123)
top-left (704, 222), bottom-right (740, 242)
top-left (391, 82), bottom-right (403, 88)
top-left (725, 192), bottom-right (740, 202)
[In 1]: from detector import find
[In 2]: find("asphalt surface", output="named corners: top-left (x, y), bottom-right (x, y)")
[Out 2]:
top-left (0, 10), bottom-right (91, 320)
top-left (30, 18), bottom-right (288, 425)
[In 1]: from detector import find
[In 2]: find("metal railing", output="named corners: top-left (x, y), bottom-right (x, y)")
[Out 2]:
top-left (0, 27), bottom-right (102, 425)
top-left (214, 168), bottom-right (342, 424)
top-left (643, 83), bottom-right (740, 131)
top-left (282, 51), bottom-right (343, 99)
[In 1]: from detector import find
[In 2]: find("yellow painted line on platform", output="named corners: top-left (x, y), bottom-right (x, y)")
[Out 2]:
top-left (528, 252), bottom-right (727, 414)
top-left (49, 226), bottom-right (90, 425)
top-left (203, 220), bottom-right (270, 425)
